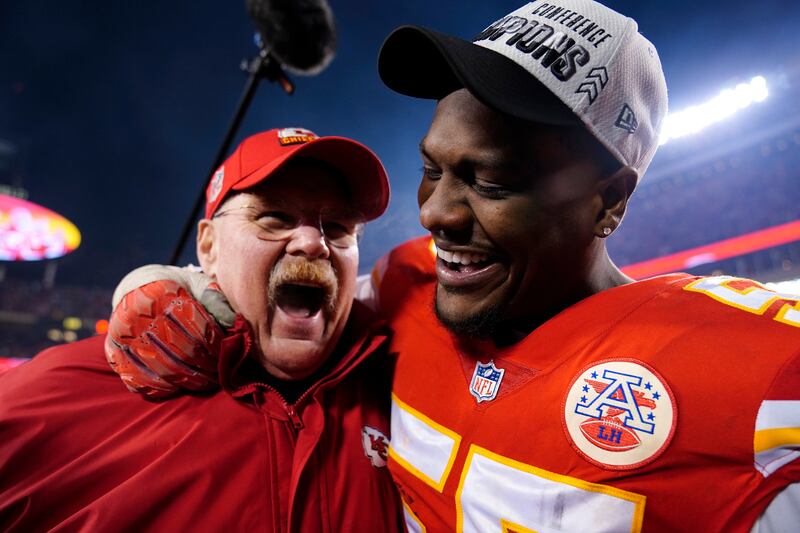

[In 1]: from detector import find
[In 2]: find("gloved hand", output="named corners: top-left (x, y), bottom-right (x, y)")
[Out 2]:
top-left (104, 265), bottom-right (236, 399)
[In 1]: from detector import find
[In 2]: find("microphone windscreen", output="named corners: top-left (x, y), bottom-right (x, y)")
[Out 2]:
top-left (245, 0), bottom-right (337, 76)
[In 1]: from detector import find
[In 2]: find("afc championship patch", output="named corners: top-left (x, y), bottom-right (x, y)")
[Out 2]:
top-left (562, 359), bottom-right (676, 470)
top-left (361, 426), bottom-right (389, 468)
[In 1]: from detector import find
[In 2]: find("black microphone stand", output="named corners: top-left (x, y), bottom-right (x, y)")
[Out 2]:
top-left (168, 41), bottom-right (294, 265)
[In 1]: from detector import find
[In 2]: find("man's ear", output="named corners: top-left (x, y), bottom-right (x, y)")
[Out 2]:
top-left (196, 219), bottom-right (218, 277)
top-left (595, 165), bottom-right (638, 238)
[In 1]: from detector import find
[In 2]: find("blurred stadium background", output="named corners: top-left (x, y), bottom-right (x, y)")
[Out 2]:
top-left (1, 0), bottom-right (799, 367)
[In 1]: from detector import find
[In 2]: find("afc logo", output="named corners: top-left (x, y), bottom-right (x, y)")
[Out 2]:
top-left (563, 359), bottom-right (677, 470)
top-left (361, 426), bottom-right (389, 468)
top-left (574, 368), bottom-right (656, 434)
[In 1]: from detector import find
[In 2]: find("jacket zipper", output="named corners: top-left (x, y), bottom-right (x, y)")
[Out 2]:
top-left (233, 329), bottom-right (388, 431)
top-left (285, 405), bottom-right (303, 430)
top-left (245, 383), bottom-right (306, 430)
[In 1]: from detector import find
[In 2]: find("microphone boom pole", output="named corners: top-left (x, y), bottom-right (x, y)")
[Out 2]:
top-left (168, 47), bottom-right (294, 265)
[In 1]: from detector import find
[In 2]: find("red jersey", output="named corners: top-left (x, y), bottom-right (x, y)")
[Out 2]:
top-left (375, 237), bottom-right (800, 532)
top-left (0, 303), bottom-right (402, 532)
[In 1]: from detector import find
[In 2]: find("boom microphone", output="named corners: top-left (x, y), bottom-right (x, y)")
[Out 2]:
top-left (170, 0), bottom-right (337, 265)
top-left (245, 0), bottom-right (337, 75)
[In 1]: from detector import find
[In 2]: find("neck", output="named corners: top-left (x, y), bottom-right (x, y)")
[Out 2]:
top-left (586, 243), bottom-right (634, 292)
top-left (496, 241), bottom-right (632, 345)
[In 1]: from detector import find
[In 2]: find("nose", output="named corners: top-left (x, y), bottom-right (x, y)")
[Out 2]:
top-left (284, 222), bottom-right (331, 260)
top-left (418, 174), bottom-right (472, 240)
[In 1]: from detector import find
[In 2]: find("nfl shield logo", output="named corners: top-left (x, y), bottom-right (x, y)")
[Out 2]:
top-left (469, 360), bottom-right (505, 403)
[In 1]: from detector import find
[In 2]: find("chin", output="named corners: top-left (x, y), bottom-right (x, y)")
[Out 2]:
top-left (260, 336), bottom-right (331, 381)
top-left (434, 291), bottom-right (505, 339)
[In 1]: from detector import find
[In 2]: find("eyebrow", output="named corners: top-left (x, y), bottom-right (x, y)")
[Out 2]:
top-left (418, 139), bottom-right (430, 159)
top-left (419, 139), bottom-right (518, 173)
top-left (236, 196), bottom-right (363, 219)
top-left (237, 195), bottom-right (290, 210)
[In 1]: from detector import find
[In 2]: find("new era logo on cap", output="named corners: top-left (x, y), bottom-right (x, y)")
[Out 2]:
top-left (615, 103), bottom-right (638, 134)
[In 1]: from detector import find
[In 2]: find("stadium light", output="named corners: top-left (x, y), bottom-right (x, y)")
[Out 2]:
top-left (659, 76), bottom-right (768, 146)
top-left (63, 317), bottom-right (82, 331)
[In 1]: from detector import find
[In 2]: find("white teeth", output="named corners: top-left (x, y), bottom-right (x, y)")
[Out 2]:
top-left (437, 248), bottom-right (489, 265)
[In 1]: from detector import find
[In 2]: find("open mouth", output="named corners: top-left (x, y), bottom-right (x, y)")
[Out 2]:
top-left (435, 247), bottom-right (505, 289)
top-left (437, 249), bottom-right (494, 273)
top-left (275, 283), bottom-right (326, 318)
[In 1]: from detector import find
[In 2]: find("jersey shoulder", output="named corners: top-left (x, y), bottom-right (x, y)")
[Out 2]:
top-left (636, 275), bottom-right (800, 479)
top-left (384, 236), bottom-right (437, 278)
top-left (666, 274), bottom-right (800, 337)
top-left (370, 236), bottom-right (437, 318)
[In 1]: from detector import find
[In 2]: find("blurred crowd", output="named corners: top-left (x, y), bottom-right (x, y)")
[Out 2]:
top-left (0, 282), bottom-right (111, 358)
top-left (608, 133), bottom-right (800, 266)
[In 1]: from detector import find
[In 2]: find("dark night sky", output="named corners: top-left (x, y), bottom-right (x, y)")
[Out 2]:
top-left (1, 0), bottom-right (799, 288)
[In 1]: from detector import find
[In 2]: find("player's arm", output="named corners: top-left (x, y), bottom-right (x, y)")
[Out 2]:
top-left (358, 236), bottom-right (437, 318)
top-left (750, 347), bottom-right (800, 530)
top-left (106, 257), bottom-right (380, 399)
top-left (104, 265), bottom-right (236, 399)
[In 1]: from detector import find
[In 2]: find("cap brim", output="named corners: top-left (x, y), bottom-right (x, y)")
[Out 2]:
top-left (378, 26), bottom-right (578, 126)
top-left (233, 136), bottom-right (389, 221)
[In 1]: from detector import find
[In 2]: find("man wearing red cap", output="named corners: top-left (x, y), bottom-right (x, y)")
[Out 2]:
top-left (0, 128), bottom-right (402, 531)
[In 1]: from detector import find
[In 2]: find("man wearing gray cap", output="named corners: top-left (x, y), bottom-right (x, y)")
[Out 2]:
top-left (101, 1), bottom-right (800, 530)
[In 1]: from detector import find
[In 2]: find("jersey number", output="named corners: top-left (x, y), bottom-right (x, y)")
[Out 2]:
top-left (391, 395), bottom-right (645, 533)
top-left (685, 276), bottom-right (800, 328)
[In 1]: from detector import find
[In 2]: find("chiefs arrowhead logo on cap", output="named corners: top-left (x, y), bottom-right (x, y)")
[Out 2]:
top-left (208, 166), bottom-right (225, 203)
top-left (277, 127), bottom-right (318, 146)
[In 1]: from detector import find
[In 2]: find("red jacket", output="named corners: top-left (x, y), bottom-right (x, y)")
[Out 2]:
top-left (0, 302), bottom-right (402, 532)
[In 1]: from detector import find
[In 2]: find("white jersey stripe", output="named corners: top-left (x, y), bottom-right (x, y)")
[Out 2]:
top-left (756, 401), bottom-right (800, 432)
top-left (754, 400), bottom-right (800, 477)
top-left (389, 394), bottom-right (461, 492)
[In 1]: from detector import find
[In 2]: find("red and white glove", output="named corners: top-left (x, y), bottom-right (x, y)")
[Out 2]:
top-left (104, 265), bottom-right (236, 400)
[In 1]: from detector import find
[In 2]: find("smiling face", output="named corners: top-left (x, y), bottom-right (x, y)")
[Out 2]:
top-left (197, 160), bottom-right (360, 380)
top-left (418, 89), bottom-right (627, 338)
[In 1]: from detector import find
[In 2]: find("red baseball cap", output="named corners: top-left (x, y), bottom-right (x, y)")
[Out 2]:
top-left (204, 128), bottom-right (390, 220)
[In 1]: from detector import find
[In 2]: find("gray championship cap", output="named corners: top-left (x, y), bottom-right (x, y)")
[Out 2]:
top-left (379, 0), bottom-right (668, 177)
